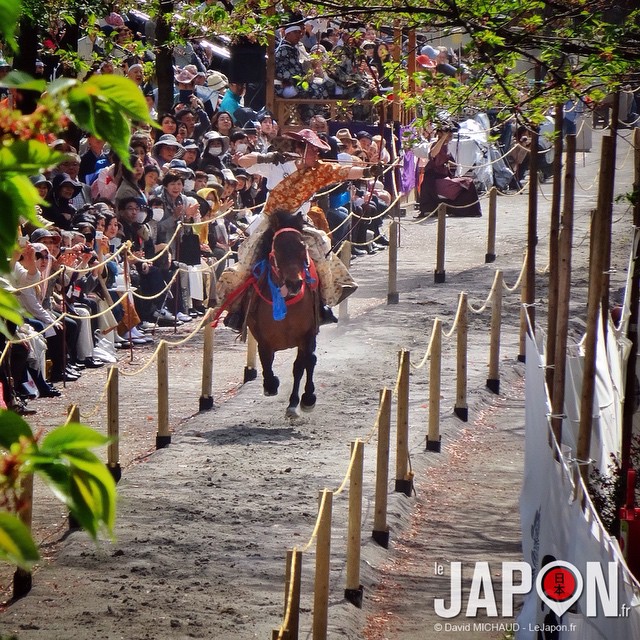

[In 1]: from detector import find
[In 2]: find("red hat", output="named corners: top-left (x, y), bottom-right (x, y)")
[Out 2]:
top-left (416, 55), bottom-right (436, 69)
top-left (283, 128), bottom-right (331, 151)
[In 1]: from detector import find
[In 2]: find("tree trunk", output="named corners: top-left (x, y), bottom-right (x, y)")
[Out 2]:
top-left (155, 0), bottom-right (175, 118)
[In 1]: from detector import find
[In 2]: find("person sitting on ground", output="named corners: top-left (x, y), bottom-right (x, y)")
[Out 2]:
top-left (418, 124), bottom-right (482, 218)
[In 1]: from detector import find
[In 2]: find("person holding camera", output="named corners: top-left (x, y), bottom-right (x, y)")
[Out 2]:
top-left (417, 125), bottom-right (482, 218)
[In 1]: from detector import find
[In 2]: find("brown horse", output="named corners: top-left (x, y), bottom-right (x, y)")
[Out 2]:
top-left (245, 211), bottom-right (320, 417)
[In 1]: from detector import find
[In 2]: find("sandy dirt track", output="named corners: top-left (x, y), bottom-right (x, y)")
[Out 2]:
top-left (0, 127), bottom-right (635, 639)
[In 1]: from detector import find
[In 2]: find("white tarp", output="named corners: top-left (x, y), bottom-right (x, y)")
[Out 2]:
top-left (518, 335), bottom-right (640, 639)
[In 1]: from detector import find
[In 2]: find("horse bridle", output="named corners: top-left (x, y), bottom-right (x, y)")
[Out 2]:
top-left (269, 227), bottom-right (312, 296)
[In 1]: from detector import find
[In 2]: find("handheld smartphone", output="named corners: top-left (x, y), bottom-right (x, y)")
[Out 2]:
top-left (18, 236), bottom-right (28, 248)
top-left (96, 231), bottom-right (105, 239)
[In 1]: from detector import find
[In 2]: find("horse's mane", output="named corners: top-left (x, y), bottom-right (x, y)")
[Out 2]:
top-left (257, 209), bottom-right (305, 260)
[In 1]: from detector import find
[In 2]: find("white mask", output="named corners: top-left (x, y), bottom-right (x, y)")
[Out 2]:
top-left (235, 143), bottom-right (248, 154)
top-left (208, 146), bottom-right (223, 156)
top-left (152, 207), bottom-right (164, 222)
top-left (135, 210), bottom-right (147, 224)
top-left (183, 179), bottom-right (195, 192)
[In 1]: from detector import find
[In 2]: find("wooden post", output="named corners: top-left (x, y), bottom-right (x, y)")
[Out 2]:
top-left (345, 440), bottom-right (364, 608)
top-left (427, 319), bottom-right (442, 452)
top-left (12, 473), bottom-right (33, 599)
top-left (620, 128), bottom-right (640, 500)
top-left (312, 489), bottom-right (333, 640)
top-left (525, 70), bottom-right (541, 345)
top-left (156, 341), bottom-right (171, 449)
top-left (199, 312), bottom-right (214, 411)
top-left (67, 404), bottom-right (81, 530)
top-left (485, 187), bottom-right (497, 263)
top-left (265, 10), bottom-right (276, 115)
top-left (392, 22), bottom-right (401, 123)
top-left (373, 388), bottom-right (391, 548)
top-left (107, 366), bottom-right (121, 482)
top-left (387, 220), bottom-right (399, 304)
top-left (395, 350), bottom-right (412, 496)
top-left (454, 293), bottom-right (468, 422)
top-left (272, 549), bottom-right (302, 640)
top-left (434, 203), bottom-right (446, 283)
top-left (487, 271), bottom-right (503, 394)
top-left (545, 105), bottom-right (565, 395)
top-left (67, 403), bottom-right (79, 423)
top-left (601, 95), bottom-right (619, 342)
top-left (577, 135), bottom-right (615, 483)
top-left (551, 135), bottom-right (576, 445)
top-left (244, 330), bottom-right (258, 382)
top-left (517, 254), bottom-right (528, 363)
top-left (339, 241), bottom-right (351, 320)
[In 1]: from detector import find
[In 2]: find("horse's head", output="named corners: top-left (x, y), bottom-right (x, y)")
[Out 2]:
top-left (271, 227), bottom-right (308, 296)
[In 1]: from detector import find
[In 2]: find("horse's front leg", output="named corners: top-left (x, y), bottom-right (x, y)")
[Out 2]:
top-left (258, 344), bottom-right (279, 396)
top-left (300, 337), bottom-right (317, 412)
top-left (287, 348), bottom-right (306, 417)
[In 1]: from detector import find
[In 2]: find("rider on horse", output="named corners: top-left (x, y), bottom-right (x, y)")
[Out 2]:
top-left (216, 128), bottom-right (383, 329)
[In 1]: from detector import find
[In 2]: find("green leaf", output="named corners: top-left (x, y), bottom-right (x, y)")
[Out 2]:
top-left (45, 77), bottom-right (79, 97)
top-left (0, 174), bottom-right (41, 265)
top-left (66, 87), bottom-right (96, 133)
top-left (0, 0), bottom-right (21, 51)
top-left (0, 71), bottom-right (46, 93)
top-left (0, 513), bottom-right (39, 568)
top-left (0, 287), bottom-right (24, 333)
top-left (41, 423), bottom-right (110, 454)
top-left (0, 410), bottom-right (33, 450)
top-left (0, 139), bottom-right (66, 174)
top-left (92, 101), bottom-right (131, 168)
top-left (84, 75), bottom-right (152, 124)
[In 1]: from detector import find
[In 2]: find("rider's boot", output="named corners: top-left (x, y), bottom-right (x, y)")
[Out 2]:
top-left (319, 305), bottom-right (338, 325)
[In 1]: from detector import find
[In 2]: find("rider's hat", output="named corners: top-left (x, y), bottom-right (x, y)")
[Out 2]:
top-left (283, 128), bottom-right (331, 152)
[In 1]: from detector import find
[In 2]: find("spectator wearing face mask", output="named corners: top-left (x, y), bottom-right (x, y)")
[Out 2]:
top-left (199, 131), bottom-right (229, 172)
top-left (224, 130), bottom-right (250, 168)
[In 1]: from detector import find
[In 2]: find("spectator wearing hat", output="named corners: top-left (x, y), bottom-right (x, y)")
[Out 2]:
top-left (175, 67), bottom-right (197, 104)
top-left (219, 80), bottom-right (247, 124)
top-left (55, 154), bottom-right (92, 208)
top-left (181, 139), bottom-right (201, 171)
top-left (200, 131), bottom-right (230, 172)
top-left (152, 134), bottom-right (184, 166)
top-left (30, 174), bottom-right (52, 202)
top-left (45, 173), bottom-right (84, 229)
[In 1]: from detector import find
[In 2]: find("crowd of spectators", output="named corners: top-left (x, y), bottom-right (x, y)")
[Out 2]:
top-left (3, 10), bottom-right (402, 415)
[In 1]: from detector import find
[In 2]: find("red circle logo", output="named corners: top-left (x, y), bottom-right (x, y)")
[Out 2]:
top-left (541, 566), bottom-right (578, 602)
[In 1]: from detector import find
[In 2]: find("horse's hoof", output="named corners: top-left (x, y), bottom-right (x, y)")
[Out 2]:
top-left (264, 377), bottom-right (279, 396)
top-left (300, 394), bottom-right (316, 412)
top-left (286, 406), bottom-right (300, 418)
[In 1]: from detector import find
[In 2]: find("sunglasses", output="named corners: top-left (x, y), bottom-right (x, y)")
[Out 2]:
top-left (35, 252), bottom-right (49, 260)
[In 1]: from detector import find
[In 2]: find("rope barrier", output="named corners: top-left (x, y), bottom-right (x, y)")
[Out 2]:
top-left (502, 252), bottom-right (528, 293)
top-left (468, 270), bottom-right (501, 314)
top-left (333, 439), bottom-right (361, 496)
top-left (80, 366), bottom-right (116, 420)
top-left (410, 325), bottom-right (437, 371)
top-left (443, 294), bottom-right (466, 339)
top-left (300, 490), bottom-right (328, 553)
